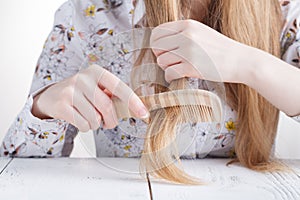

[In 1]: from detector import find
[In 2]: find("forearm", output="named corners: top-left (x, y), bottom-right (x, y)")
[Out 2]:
top-left (241, 47), bottom-right (300, 116)
top-left (0, 94), bottom-right (70, 157)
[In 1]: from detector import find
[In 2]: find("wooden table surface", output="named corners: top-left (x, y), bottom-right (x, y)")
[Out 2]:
top-left (0, 157), bottom-right (12, 173)
top-left (0, 158), bottom-right (299, 200)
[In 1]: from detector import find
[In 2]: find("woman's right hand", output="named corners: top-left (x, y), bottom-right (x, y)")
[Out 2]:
top-left (31, 64), bottom-right (149, 132)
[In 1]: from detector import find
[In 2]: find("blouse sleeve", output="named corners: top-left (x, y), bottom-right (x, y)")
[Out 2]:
top-left (280, 0), bottom-right (300, 123)
top-left (0, 0), bottom-right (84, 157)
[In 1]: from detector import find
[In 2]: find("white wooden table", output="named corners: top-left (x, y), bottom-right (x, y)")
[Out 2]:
top-left (0, 157), bottom-right (12, 174)
top-left (0, 158), bottom-right (299, 200)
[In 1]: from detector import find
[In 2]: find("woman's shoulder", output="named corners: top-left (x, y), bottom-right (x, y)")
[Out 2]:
top-left (280, 0), bottom-right (300, 20)
top-left (280, 0), bottom-right (300, 61)
top-left (56, 0), bottom-right (135, 30)
top-left (68, 0), bottom-right (135, 19)
top-left (69, 0), bottom-right (132, 11)
top-left (280, 0), bottom-right (300, 38)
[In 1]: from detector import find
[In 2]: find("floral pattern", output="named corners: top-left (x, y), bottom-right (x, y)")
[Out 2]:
top-left (1, 0), bottom-right (300, 158)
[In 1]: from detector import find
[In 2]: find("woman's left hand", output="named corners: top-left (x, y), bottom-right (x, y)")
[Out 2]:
top-left (150, 19), bottom-right (253, 83)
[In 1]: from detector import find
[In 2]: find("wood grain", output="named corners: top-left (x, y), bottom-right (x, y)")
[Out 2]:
top-left (112, 89), bottom-right (223, 121)
top-left (0, 157), bottom-right (12, 175)
top-left (0, 158), bottom-right (299, 200)
top-left (150, 159), bottom-right (300, 200)
top-left (0, 158), bottom-right (149, 200)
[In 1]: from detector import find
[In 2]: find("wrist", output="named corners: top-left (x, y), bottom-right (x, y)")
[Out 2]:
top-left (31, 92), bottom-right (53, 120)
top-left (225, 43), bottom-right (259, 84)
top-left (238, 46), bottom-right (272, 87)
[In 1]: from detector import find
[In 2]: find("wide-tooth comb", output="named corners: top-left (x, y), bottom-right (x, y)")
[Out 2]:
top-left (112, 89), bottom-right (223, 123)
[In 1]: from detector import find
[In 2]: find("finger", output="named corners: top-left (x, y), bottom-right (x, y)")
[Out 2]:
top-left (103, 88), bottom-right (113, 98)
top-left (151, 34), bottom-right (180, 57)
top-left (92, 66), bottom-right (149, 119)
top-left (91, 88), bottom-right (119, 129)
top-left (73, 91), bottom-right (103, 131)
top-left (76, 74), bottom-right (118, 129)
top-left (165, 63), bottom-right (203, 83)
top-left (150, 21), bottom-right (185, 43)
top-left (157, 51), bottom-right (183, 70)
top-left (64, 105), bottom-right (90, 132)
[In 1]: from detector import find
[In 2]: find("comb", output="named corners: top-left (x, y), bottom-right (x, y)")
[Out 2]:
top-left (112, 88), bottom-right (223, 123)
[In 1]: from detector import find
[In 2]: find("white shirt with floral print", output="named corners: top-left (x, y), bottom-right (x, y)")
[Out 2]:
top-left (1, 0), bottom-right (300, 158)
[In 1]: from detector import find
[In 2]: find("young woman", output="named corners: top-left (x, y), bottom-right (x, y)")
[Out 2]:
top-left (1, 0), bottom-right (300, 184)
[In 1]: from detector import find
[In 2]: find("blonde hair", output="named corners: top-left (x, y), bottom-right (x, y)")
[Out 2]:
top-left (133, 0), bottom-right (284, 184)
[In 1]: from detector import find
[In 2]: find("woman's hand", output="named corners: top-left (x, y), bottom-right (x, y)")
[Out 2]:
top-left (31, 64), bottom-right (149, 132)
top-left (151, 19), bottom-right (300, 117)
top-left (150, 19), bottom-right (252, 83)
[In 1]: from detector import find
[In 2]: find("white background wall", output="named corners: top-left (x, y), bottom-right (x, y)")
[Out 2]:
top-left (0, 0), bottom-right (299, 159)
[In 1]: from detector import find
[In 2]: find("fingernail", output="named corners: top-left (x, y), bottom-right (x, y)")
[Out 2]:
top-left (138, 107), bottom-right (150, 119)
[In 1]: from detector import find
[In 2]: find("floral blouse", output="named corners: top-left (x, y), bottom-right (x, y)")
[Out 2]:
top-left (1, 0), bottom-right (300, 158)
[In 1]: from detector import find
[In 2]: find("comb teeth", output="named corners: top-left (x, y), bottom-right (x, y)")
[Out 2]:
top-left (112, 89), bottom-right (223, 122)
